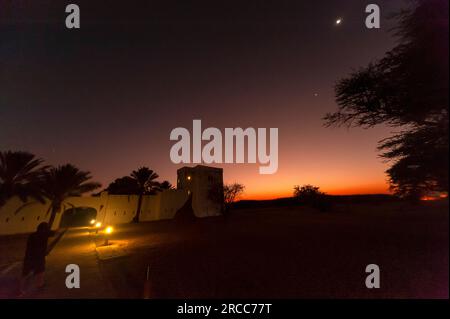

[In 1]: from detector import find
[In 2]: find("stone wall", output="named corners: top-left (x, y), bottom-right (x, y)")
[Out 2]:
top-left (0, 190), bottom-right (189, 235)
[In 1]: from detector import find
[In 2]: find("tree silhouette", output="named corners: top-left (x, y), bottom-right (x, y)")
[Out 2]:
top-left (0, 151), bottom-right (46, 208)
top-left (293, 184), bottom-right (332, 212)
top-left (324, 0), bottom-right (449, 199)
top-left (106, 176), bottom-right (140, 195)
top-left (39, 164), bottom-right (101, 229)
top-left (223, 183), bottom-right (245, 206)
top-left (208, 183), bottom-right (244, 216)
top-left (159, 180), bottom-right (174, 190)
top-left (293, 185), bottom-right (324, 200)
top-left (130, 167), bottom-right (160, 223)
top-left (380, 122), bottom-right (448, 199)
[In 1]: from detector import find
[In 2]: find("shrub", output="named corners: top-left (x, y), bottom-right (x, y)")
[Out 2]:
top-left (293, 184), bottom-right (333, 212)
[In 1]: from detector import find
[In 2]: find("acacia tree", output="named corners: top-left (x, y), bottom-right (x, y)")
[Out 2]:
top-left (223, 183), bottom-right (245, 206)
top-left (293, 185), bottom-right (324, 201)
top-left (324, 0), bottom-right (449, 199)
top-left (209, 182), bottom-right (245, 213)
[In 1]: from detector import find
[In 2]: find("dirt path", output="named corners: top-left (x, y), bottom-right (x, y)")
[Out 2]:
top-left (1, 228), bottom-right (116, 298)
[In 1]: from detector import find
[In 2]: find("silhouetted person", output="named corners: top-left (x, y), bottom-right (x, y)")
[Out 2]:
top-left (19, 222), bottom-right (55, 295)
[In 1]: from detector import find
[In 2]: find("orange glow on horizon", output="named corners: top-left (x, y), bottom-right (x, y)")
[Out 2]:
top-left (86, 118), bottom-right (398, 200)
top-left (221, 157), bottom-right (392, 200)
top-left (240, 186), bottom-right (391, 200)
top-left (421, 197), bottom-right (435, 201)
top-left (421, 193), bottom-right (448, 201)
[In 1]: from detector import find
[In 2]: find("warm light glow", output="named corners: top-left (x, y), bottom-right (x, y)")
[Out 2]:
top-left (90, 219), bottom-right (96, 225)
top-left (336, 18), bottom-right (342, 25)
top-left (95, 222), bottom-right (102, 228)
top-left (420, 192), bottom-right (448, 201)
top-left (187, 176), bottom-right (191, 180)
top-left (105, 226), bottom-right (113, 234)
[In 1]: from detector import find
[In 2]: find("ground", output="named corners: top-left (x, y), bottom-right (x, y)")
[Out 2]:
top-left (0, 200), bottom-right (448, 298)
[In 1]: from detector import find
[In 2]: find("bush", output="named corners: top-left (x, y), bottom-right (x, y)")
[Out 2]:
top-left (293, 185), bottom-right (333, 212)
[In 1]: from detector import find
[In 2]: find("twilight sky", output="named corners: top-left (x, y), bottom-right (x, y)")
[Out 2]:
top-left (0, 0), bottom-right (410, 199)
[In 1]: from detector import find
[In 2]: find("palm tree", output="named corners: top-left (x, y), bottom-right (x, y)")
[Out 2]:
top-left (130, 167), bottom-right (160, 223)
top-left (0, 151), bottom-right (46, 208)
top-left (39, 164), bottom-right (101, 229)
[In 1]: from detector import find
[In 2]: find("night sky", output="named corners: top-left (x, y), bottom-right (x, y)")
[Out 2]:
top-left (1, 1), bottom-right (410, 199)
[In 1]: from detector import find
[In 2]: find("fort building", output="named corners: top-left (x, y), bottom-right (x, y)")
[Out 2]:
top-left (0, 165), bottom-right (223, 235)
top-left (177, 165), bottom-right (224, 217)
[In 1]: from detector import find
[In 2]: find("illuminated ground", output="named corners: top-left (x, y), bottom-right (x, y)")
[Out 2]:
top-left (0, 227), bottom-right (114, 298)
top-left (0, 200), bottom-right (448, 298)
